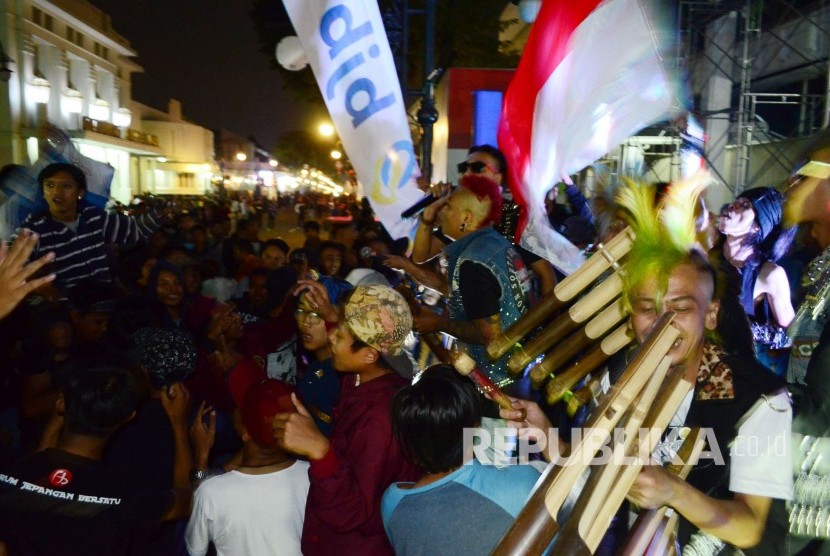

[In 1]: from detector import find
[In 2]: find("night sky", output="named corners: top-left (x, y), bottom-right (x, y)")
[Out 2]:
top-left (89, 0), bottom-right (322, 150)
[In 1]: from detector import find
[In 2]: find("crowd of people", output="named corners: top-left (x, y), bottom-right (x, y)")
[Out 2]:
top-left (0, 131), bottom-right (828, 555)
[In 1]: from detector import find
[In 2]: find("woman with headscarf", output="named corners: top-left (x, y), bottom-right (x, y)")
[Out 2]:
top-left (719, 186), bottom-right (796, 375)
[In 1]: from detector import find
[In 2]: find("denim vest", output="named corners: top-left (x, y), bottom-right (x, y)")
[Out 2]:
top-left (443, 227), bottom-right (531, 385)
top-left (788, 245), bottom-right (830, 386)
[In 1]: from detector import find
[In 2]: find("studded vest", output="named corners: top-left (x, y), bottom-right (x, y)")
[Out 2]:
top-left (788, 244), bottom-right (830, 386)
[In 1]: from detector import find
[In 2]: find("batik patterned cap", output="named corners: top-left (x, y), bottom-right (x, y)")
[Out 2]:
top-left (343, 285), bottom-right (412, 356)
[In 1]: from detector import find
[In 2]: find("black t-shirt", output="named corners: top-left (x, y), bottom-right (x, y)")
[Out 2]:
top-left (0, 448), bottom-right (173, 556)
top-left (458, 261), bottom-right (502, 319)
top-left (105, 399), bottom-right (175, 491)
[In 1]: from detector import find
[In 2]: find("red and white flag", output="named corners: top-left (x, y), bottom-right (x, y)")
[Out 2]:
top-left (498, 0), bottom-right (683, 274)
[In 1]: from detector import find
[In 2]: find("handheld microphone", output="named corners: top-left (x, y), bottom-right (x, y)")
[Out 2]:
top-left (358, 247), bottom-right (402, 287)
top-left (400, 194), bottom-right (440, 219)
top-left (358, 246), bottom-right (388, 265)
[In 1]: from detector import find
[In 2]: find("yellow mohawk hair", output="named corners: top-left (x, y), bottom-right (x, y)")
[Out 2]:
top-left (616, 171), bottom-right (711, 311)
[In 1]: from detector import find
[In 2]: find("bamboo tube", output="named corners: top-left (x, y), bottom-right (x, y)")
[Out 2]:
top-left (582, 370), bottom-right (694, 551)
top-left (491, 312), bottom-right (678, 556)
top-left (486, 227), bottom-right (634, 361)
top-left (506, 272), bottom-right (624, 375)
top-left (546, 325), bottom-right (632, 405)
top-left (529, 298), bottom-right (626, 387)
top-left (549, 356), bottom-right (671, 555)
top-left (648, 511), bottom-right (679, 556)
top-left (620, 428), bottom-right (706, 556)
top-left (451, 349), bottom-right (525, 421)
top-left (543, 317), bottom-right (679, 519)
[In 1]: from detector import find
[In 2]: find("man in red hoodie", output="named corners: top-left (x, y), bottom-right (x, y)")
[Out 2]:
top-left (273, 284), bottom-right (420, 555)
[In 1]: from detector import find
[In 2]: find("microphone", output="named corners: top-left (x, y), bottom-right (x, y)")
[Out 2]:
top-left (400, 194), bottom-right (441, 219)
top-left (358, 246), bottom-right (388, 265)
top-left (358, 247), bottom-right (402, 287)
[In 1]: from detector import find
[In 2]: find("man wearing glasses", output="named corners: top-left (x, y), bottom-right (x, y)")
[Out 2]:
top-left (458, 145), bottom-right (558, 299)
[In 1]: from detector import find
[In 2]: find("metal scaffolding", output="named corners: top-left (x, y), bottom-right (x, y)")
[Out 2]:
top-left (680, 0), bottom-right (830, 194)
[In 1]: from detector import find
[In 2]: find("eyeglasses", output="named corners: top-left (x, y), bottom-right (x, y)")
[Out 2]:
top-left (457, 161), bottom-right (498, 175)
top-left (295, 308), bottom-right (322, 325)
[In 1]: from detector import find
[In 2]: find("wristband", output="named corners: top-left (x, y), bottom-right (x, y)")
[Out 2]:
top-left (190, 468), bottom-right (211, 486)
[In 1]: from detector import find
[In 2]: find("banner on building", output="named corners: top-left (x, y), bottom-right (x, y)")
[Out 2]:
top-left (282, 0), bottom-right (423, 240)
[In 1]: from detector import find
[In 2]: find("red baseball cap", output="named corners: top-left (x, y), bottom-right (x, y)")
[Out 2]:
top-left (228, 363), bottom-right (295, 447)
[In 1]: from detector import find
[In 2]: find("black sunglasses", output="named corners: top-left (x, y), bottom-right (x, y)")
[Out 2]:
top-left (457, 161), bottom-right (497, 175)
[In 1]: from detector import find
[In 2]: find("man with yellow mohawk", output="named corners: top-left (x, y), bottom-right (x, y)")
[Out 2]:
top-left (503, 174), bottom-right (792, 553)
top-left (616, 176), bottom-right (791, 553)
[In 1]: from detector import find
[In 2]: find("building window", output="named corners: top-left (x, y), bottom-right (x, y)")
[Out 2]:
top-left (102, 47), bottom-right (109, 60)
top-left (32, 7), bottom-right (42, 26)
top-left (74, 32), bottom-right (83, 48)
top-left (44, 14), bottom-right (53, 32)
top-left (93, 43), bottom-right (99, 56)
top-left (67, 28), bottom-right (74, 43)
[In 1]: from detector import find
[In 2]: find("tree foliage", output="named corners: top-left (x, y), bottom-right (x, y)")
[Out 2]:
top-left (273, 130), bottom-right (338, 172)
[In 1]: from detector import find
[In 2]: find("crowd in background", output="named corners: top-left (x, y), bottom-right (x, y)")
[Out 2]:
top-left (1, 140), bottom-right (830, 555)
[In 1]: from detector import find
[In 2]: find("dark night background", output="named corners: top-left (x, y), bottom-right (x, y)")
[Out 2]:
top-left (89, 0), bottom-right (328, 150)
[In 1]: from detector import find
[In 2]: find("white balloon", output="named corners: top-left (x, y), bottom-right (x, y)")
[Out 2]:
top-left (276, 36), bottom-right (308, 71)
top-left (518, 0), bottom-right (541, 23)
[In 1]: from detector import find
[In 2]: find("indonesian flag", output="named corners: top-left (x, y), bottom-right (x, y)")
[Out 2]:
top-left (498, 0), bottom-right (683, 275)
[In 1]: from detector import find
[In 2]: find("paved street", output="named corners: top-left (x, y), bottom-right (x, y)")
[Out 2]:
top-left (259, 207), bottom-right (306, 248)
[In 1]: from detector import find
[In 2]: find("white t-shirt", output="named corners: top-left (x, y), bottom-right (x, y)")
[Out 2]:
top-left (598, 374), bottom-right (793, 501)
top-left (728, 388), bottom-right (792, 500)
top-left (185, 461), bottom-right (310, 556)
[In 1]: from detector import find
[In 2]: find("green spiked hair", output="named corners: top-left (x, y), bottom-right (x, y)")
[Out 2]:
top-left (617, 173), bottom-right (710, 313)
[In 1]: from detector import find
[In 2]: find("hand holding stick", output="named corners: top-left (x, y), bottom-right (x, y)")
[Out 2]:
top-left (450, 348), bottom-right (526, 421)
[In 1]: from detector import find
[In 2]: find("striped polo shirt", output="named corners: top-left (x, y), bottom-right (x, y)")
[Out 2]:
top-left (18, 203), bottom-right (162, 289)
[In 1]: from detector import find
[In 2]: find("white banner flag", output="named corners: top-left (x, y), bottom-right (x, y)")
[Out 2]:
top-left (282, 0), bottom-right (423, 240)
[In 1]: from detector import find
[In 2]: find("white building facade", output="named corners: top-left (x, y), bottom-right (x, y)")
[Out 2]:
top-left (0, 0), bottom-right (214, 202)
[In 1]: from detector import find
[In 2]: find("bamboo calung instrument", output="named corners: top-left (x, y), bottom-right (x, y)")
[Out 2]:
top-left (486, 227), bottom-right (634, 361)
top-left (490, 312), bottom-right (679, 556)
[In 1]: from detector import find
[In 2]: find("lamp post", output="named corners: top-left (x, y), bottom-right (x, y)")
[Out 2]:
top-left (415, 0), bottom-right (438, 181)
top-left (385, 0), bottom-right (438, 181)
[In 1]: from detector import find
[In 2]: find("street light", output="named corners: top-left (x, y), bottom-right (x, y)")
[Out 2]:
top-left (269, 159), bottom-right (278, 167)
top-left (319, 122), bottom-right (335, 137)
top-left (330, 149), bottom-right (342, 160)
top-left (236, 152), bottom-right (247, 161)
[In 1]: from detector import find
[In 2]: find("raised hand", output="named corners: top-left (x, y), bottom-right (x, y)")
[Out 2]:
top-left (161, 382), bottom-right (192, 427)
top-left (189, 401), bottom-right (216, 469)
top-left (293, 279), bottom-right (338, 324)
top-left (0, 230), bottom-right (56, 320)
top-left (421, 183), bottom-right (452, 225)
